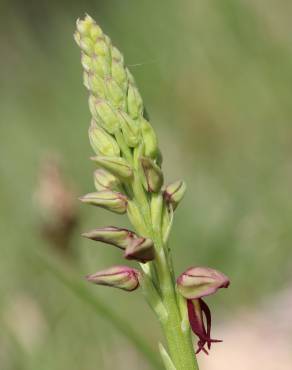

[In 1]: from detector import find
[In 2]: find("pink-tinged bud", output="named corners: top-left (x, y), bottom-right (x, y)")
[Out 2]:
top-left (88, 120), bottom-right (120, 157)
top-left (82, 226), bottom-right (133, 249)
top-left (91, 156), bottom-right (133, 180)
top-left (127, 83), bottom-right (143, 119)
top-left (124, 237), bottom-right (155, 263)
top-left (164, 180), bottom-right (186, 210)
top-left (82, 226), bottom-right (155, 263)
top-left (93, 169), bottom-right (120, 192)
top-left (86, 265), bottom-right (140, 291)
top-left (105, 77), bottom-right (125, 109)
top-left (118, 111), bottom-right (140, 148)
top-left (89, 98), bottom-right (120, 134)
top-left (177, 266), bottom-right (230, 300)
top-left (111, 59), bottom-right (127, 90)
top-left (79, 190), bottom-right (127, 214)
top-left (140, 118), bottom-right (159, 159)
top-left (140, 157), bottom-right (163, 193)
top-left (76, 15), bottom-right (96, 37)
top-left (111, 46), bottom-right (124, 63)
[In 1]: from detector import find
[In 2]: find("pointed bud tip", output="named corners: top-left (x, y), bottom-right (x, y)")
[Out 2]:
top-left (85, 273), bottom-right (93, 282)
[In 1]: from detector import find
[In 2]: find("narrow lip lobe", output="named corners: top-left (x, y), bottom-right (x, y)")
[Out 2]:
top-left (187, 298), bottom-right (222, 355)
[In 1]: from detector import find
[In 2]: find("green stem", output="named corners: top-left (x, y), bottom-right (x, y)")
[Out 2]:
top-left (134, 190), bottom-right (199, 369)
top-left (153, 236), bottom-right (199, 370)
top-left (116, 132), bottom-right (199, 369)
top-left (162, 278), bottom-right (199, 369)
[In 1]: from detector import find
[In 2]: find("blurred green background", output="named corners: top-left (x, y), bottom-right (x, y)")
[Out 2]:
top-left (1, 0), bottom-right (292, 369)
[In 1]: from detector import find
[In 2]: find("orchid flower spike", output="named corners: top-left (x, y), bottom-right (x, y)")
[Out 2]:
top-left (75, 15), bottom-right (231, 368)
top-left (177, 266), bottom-right (230, 355)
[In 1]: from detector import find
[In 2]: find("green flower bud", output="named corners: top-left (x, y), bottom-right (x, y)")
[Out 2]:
top-left (105, 77), bottom-right (125, 108)
top-left (140, 157), bottom-right (163, 193)
top-left (91, 56), bottom-right (110, 78)
top-left (73, 31), bottom-right (81, 46)
top-left (126, 68), bottom-right (136, 85)
top-left (81, 53), bottom-right (92, 72)
top-left (88, 120), bottom-right (120, 157)
top-left (89, 98), bottom-right (120, 134)
top-left (79, 190), bottom-right (127, 214)
top-left (177, 267), bottom-right (230, 300)
top-left (93, 169), bottom-right (120, 191)
top-left (79, 37), bottom-right (95, 55)
top-left (76, 15), bottom-right (95, 37)
top-left (111, 46), bottom-right (124, 63)
top-left (104, 35), bottom-right (112, 47)
top-left (93, 38), bottom-right (109, 58)
top-left (86, 265), bottom-right (140, 291)
top-left (82, 226), bottom-right (155, 263)
top-left (82, 226), bottom-right (131, 249)
top-left (111, 60), bottom-right (127, 90)
top-left (140, 118), bottom-right (159, 159)
top-left (119, 111), bottom-right (140, 147)
top-left (89, 23), bottom-right (103, 39)
top-left (87, 74), bottom-right (106, 98)
top-left (83, 72), bottom-right (90, 90)
top-left (91, 156), bottom-right (133, 180)
top-left (164, 180), bottom-right (186, 210)
top-left (127, 83), bottom-right (143, 119)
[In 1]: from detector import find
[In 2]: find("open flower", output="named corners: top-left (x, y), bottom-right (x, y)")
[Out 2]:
top-left (177, 266), bottom-right (230, 355)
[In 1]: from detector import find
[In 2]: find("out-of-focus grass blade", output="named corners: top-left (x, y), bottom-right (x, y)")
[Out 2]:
top-left (34, 252), bottom-right (162, 370)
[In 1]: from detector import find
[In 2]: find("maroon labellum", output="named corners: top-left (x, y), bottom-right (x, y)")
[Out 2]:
top-left (187, 298), bottom-right (222, 355)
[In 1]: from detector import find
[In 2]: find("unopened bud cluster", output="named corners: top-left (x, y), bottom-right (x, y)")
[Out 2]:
top-left (75, 14), bottom-right (186, 288)
top-left (74, 14), bottom-right (158, 159)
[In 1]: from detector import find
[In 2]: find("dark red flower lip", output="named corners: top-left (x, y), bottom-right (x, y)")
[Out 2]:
top-left (187, 298), bottom-right (222, 355)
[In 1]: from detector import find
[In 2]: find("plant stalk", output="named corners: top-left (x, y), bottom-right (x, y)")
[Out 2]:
top-left (133, 168), bottom-right (199, 369)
